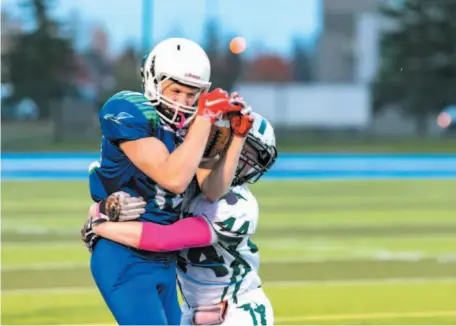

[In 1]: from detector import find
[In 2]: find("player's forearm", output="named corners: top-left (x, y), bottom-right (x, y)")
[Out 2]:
top-left (199, 135), bottom-right (246, 202)
top-left (93, 221), bottom-right (142, 248)
top-left (163, 117), bottom-right (212, 193)
top-left (93, 217), bottom-right (216, 252)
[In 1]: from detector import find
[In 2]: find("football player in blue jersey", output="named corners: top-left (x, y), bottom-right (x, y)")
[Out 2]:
top-left (86, 38), bottom-right (254, 325)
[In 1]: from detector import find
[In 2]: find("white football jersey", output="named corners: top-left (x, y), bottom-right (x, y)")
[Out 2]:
top-left (177, 185), bottom-right (262, 307)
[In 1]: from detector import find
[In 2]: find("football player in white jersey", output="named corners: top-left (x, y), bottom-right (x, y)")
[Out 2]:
top-left (83, 112), bottom-right (277, 325)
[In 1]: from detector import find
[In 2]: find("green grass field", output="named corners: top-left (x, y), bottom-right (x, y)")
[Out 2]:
top-left (2, 180), bottom-right (456, 325)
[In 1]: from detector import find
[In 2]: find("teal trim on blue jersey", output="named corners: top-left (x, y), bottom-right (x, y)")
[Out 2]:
top-left (109, 91), bottom-right (159, 125)
top-left (94, 91), bottom-right (183, 223)
top-left (88, 161), bottom-right (100, 174)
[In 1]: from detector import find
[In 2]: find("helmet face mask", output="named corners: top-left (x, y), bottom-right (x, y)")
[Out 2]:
top-left (141, 38), bottom-right (212, 128)
top-left (232, 113), bottom-right (278, 187)
top-left (233, 137), bottom-right (277, 186)
top-left (154, 77), bottom-right (204, 127)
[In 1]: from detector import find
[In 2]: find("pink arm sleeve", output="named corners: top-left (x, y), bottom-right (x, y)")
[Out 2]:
top-left (138, 216), bottom-right (215, 252)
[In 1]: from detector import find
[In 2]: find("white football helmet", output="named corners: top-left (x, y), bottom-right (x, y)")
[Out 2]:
top-left (141, 38), bottom-right (212, 128)
top-left (233, 112), bottom-right (278, 186)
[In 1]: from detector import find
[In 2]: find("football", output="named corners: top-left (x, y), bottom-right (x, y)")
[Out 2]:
top-left (203, 115), bottom-right (233, 160)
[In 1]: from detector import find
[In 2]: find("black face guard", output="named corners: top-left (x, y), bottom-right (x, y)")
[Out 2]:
top-left (232, 136), bottom-right (278, 187)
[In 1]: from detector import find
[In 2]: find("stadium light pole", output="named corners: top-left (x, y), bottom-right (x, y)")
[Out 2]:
top-left (142, 0), bottom-right (153, 53)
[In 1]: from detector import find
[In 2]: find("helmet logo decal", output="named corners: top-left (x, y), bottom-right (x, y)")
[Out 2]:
top-left (258, 119), bottom-right (267, 135)
top-left (185, 73), bottom-right (201, 80)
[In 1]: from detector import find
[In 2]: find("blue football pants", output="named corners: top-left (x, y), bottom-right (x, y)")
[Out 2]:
top-left (91, 239), bottom-right (181, 325)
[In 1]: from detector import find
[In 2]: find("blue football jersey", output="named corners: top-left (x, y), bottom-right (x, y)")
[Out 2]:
top-left (89, 91), bottom-right (184, 224)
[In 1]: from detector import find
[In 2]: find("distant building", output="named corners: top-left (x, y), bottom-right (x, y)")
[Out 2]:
top-left (314, 0), bottom-right (382, 84)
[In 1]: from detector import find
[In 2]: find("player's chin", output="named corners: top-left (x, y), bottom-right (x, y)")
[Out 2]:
top-left (159, 105), bottom-right (192, 126)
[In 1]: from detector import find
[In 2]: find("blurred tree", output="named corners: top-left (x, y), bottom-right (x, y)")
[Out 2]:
top-left (6, 0), bottom-right (76, 118)
top-left (83, 25), bottom-right (114, 108)
top-left (1, 11), bottom-right (20, 84)
top-left (113, 46), bottom-right (141, 92)
top-left (245, 55), bottom-right (292, 82)
top-left (373, 0), bottom-right (456, 135)
top-left (291, 36), bottom-right (313, 82)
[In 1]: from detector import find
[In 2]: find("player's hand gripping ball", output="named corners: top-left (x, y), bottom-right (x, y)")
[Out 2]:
top-left (193, 88), bottom-right (244, 161)
top-left (203, 115), bottom-right (233, 160)
top-left (199, 91), bottom-right (254, 160)
top-left (228, 92), bottom-right (254, 138)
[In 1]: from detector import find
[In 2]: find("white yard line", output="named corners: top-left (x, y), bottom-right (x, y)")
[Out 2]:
top-left (2, 261), bottom-right (89, 271)
top-left (77, 310), bottom-right (456, 325)
top-left (3, 277), bottom-right (456, 295)
top-left (3, 253), bottom-right (456, 272)
top-left (3, 241), bottom-right (83, 249)
top-left (3, 287), bottom-right (97, 295)
top-left (265, 277), bottom-right (456, 287)
top-left (275, 310), bottom-right (456, 322)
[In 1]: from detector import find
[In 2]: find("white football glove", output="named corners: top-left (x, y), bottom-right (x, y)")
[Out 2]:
top-left (230, 92), bottom-right (253, 115)
top-left (81, 203), bottom-right (109, 253)
top-left (81, 192), bottom-right (147, 253)
top-left (100, 191), bottom-right (147, 222)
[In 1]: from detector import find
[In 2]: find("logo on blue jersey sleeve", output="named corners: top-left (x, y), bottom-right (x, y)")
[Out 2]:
top-left (103, 112), bottom-right (135, 124)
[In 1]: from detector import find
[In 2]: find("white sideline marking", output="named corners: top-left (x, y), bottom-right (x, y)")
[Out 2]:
top-left (3, 277), bottom-right (456, 295)
top-left (275, 310), bottom-right (456, 322)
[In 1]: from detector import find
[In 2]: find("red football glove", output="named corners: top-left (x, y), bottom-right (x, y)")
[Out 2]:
top-left (229, 113), bottom-right (254, 138)
top-left (197, 88), bottom-right (242, 124)
top-left (228, 91), bottom-right (254, 137)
